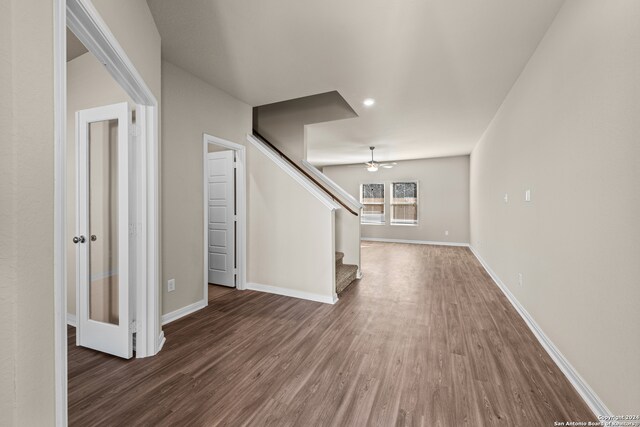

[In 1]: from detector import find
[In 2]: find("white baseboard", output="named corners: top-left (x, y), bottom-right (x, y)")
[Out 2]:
top-left (246, 282), bottom-right (337, 304)
top-left (468, 245), bottom-right (612, 418)
top-left (161, 299), bottom-right (207, 325)
top-left (66, 313), bottom-right (76, 327)
top-left (361, 237), bottom-right (469, 247)
top-left (157, 331), bottom-right (166, 352)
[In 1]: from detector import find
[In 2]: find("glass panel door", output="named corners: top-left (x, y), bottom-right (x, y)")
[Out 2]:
top-left (88, 120), bottom-right (120, 325)
top-left (76, 102), bottom-right (132, 359)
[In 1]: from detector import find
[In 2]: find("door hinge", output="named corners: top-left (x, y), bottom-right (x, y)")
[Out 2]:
top-left (233, 215), bottom-right (238, 222)
top-left (129, 320), bottom-right (137, 333)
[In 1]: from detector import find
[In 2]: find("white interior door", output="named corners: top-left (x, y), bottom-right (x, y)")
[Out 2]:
top-left (75, 102), bottom-right (132, 359)
top-left (207, 150), bottom-right (236, 287)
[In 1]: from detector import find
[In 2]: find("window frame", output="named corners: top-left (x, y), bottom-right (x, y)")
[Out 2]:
top-left (359, 182), bottom-right (386, 225)
top-left (389, 181), bottom-right (419, 226)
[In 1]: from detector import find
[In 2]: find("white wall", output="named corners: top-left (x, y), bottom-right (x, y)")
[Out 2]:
top-left (324, 155), bottom-right (470, 244)
top-left (247, 144), bottom-right (336, 300)
top-left (0, 0), bottom-right (55, 424)
top-left (161, 61), bottom-right (252, 314)
top-left (470, 0), bottom-right (640, 413)
top-left (66, 53), bottom-right (134, 316)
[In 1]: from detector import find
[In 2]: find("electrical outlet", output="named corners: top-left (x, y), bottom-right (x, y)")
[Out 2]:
top-left (518, 273), bottom-right (523, 286)
top-left (168, 279), bottom-right (176, 292)
top-left (445, 230), bottom-right (449, 236)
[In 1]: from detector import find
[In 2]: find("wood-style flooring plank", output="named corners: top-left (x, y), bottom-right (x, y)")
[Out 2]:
top-left (68, 242), bottom-right (595, 426)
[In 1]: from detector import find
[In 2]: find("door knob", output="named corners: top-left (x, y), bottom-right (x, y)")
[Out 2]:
top-left (73, 235), bottom-right (86, 244)
top-left (90, 235), bottom-right (97, 241)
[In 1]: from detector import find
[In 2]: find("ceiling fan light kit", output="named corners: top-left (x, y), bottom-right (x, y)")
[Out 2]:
top-left (364, 146), bottom-right (393, 172)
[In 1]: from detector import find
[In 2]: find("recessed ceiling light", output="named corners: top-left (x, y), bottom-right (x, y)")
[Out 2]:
top-left (363, 98), bottom-right (375, 107)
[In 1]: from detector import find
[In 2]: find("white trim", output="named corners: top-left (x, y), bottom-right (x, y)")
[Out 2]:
top-left (247, 134), bottom-right (341, 211)
top-left (157, 331), bottom-right (166, 351)
top-left (53, 0), bottom-right (68, 424)
top-left (468, 245), bottom-right (612, 418)
top-left (246, 283), bottom-right (338, 305)
top-left (302, 160), bottom-right (363, 211)
top-left (361, 237), bottom-right (469, 247)
top-left (203, 134), bottom-right (248, 303)
top-left (161, 299), bottom-right (207, 325)
top-left (389, 180), bottom-right (420, 226)
top-left (66, 314), bottom-right (77, 327)
top-left (66, 1), bottom-right (154, 105)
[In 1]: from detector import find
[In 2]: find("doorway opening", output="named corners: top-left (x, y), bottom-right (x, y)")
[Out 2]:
top-left (203, 134), bottom-right (247, 305)
top-left (54, 0), bottom-right (161, 424)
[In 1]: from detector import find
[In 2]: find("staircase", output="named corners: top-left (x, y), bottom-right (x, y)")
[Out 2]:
top-left (335, 252), bottom-right (358, 294)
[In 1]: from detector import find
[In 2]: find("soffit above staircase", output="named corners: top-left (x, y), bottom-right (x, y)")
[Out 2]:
top-left (147, 0), bottom-right (564, 164)
top-left (253, 91), bottom-right (358, 161)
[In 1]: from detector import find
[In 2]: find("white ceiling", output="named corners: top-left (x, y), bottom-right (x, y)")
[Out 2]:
top-left (147, 0), bottom-right (564, 166)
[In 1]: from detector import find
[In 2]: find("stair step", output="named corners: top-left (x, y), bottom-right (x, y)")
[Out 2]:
top-left (336, 263), bottom-right (358, 294)
top-left (335, 251), bottom-right (344, 266)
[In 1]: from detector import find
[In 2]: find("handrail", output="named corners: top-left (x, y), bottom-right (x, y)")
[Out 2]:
top-left (301, 160), bottom-right (363, 212)
top-left (252, 130), bottom-right (359, 216)
top-left (247, 134), bottom-right (341, 211)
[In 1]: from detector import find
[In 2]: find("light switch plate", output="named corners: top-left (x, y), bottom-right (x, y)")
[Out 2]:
top-left (525, 189), bottom-right (531, 202)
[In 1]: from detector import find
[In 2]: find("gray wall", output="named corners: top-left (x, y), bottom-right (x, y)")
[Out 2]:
top-left (253, 91), bottom-right (357, 163)
top-left (161, 61), bottom-right (252, 315)
top-left (324, 155), bottom-right (470, 244)
top-left (470, 0), bottom-right (640, 413)
top-left (0, 0), bottom-right (55, 424)
top-left (162, 61), bottom-right (341, 310)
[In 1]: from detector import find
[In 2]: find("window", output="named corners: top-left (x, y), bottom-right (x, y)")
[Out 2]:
top-left (390, 182), bottom-right (418, 225)
top-left (360, 183), bottom-right (385, 224)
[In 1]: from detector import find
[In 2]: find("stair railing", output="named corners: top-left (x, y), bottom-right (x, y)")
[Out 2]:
top-left (251, 130), bottom-right (359, 216)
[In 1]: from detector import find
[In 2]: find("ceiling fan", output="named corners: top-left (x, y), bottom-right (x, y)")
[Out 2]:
top-left (354, 146), bottom-right (397, 172)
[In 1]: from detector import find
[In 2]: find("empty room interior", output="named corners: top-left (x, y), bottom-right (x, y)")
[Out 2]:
top-left (1, 0), bottom-right (639, 425)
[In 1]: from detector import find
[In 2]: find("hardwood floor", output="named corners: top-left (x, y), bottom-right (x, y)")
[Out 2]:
top-left (208, 283), bottom-right (237, 302)
top-left (68, 242), bottom-right (594, 426)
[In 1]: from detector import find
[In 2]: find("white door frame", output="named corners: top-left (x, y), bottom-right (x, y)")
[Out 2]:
top-left (54, 0), bottom-right (161, 425)
top-left (203, 134), bottom-right (247, 302)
